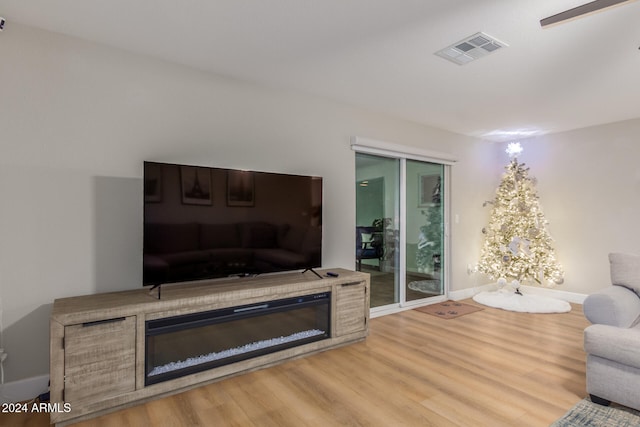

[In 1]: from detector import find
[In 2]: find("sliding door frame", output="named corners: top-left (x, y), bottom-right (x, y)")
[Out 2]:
top-left (351, 137), bottom-right (456, 317)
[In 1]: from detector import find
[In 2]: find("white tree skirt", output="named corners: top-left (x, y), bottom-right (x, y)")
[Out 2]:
top-left (473, 290), bottom-right (571, 313)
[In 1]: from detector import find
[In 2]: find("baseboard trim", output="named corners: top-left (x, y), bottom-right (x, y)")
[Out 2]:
top-left (449, 283), bottom-right (495, 301)
top-left (0, 374), bottom-right (49, 404)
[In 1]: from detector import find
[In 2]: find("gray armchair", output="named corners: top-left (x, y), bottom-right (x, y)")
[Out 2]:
top-left (583, 253), bottom-right (640, 410)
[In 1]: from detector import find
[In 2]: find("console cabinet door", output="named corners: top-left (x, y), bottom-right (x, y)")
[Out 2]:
top-left (335, 281), bottom-right (368, 336)
top-left (64, 316), bottom-right (136, 405)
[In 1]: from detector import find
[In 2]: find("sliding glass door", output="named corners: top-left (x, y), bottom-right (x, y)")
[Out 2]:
top-left (356, 152), bottom-right (447, 313)
top-left (405, 160), bottom-right (444, 302)
top-left (356, 154), bottom-right (400, 307)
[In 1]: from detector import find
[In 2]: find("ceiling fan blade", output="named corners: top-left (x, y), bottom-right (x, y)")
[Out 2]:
top-left (540, 0), bottom-right (634, 27)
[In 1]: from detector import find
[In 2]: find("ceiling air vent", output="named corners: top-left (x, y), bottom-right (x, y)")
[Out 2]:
top-left (435, 32), bottom-right (507, 65)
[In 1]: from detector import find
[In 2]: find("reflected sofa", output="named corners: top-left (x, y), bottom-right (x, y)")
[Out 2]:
top-left (144, 222), bottom-right (321, 285)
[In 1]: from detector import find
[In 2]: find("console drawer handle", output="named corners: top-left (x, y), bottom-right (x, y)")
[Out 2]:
top-left (341, 281), bottom-right (363, 287)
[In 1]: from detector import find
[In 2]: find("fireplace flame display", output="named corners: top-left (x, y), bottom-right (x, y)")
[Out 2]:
top-left (145, 293), bottom-right (330, 385)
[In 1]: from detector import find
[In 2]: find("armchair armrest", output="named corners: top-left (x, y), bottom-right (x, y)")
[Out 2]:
top-left (583, 285), bottom-right (640, 328)
top-left (584, 324), bottom-right (640, 369)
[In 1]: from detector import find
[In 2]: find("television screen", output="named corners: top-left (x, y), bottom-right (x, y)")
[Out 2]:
top-left (143, 162), bottom-right (322, 286)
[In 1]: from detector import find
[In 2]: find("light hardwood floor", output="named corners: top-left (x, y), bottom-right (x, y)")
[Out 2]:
top-left (1, 300), bottom-right (589, 427)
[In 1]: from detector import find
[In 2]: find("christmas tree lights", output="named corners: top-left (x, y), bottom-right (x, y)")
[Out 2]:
top-left (477, 143), bottom-right (564, 287)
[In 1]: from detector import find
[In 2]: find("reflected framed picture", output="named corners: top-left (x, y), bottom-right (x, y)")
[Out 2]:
top-left (419, 174), bottom-right (441, 206)
top-left (227, 170), bottom-right (254, 207)
top-left (180, 166), bottom-right (212, 205)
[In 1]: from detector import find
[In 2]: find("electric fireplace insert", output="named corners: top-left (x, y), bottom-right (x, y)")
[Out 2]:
top-left (145, 292), bottom-right (330, 385)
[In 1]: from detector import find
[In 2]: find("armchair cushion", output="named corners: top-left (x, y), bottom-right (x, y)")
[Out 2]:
top-left (609, 252), bottom-right (640, 297)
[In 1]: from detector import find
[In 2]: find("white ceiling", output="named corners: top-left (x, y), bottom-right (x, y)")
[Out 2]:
top-left (2, 0), bottom-right (639, 141)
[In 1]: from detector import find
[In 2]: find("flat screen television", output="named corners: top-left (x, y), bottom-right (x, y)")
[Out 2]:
top-left (143, 161), bottom-right (322, 286)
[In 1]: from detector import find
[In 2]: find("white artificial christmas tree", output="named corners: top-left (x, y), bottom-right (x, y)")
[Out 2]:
top-left (477, 143), bottom-right (564, 287)
top-left (473, 143), bottom-right (569, 313)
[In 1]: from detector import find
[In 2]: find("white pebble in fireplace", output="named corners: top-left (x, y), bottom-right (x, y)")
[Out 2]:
top-left (148, 329), bottom-right (326, 377)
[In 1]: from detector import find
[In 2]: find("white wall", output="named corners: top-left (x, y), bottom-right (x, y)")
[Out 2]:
top-left (0, 24), bottom-right (491, 383)
top-left (508, 119), bottom-right (640, 295)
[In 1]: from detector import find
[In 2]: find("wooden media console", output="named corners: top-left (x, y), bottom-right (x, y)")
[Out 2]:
top-left (50, 269), bottom-right (369, 426)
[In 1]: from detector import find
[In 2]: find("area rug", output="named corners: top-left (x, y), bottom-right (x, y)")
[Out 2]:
top-left (551, 398), bottom-right (640, 427)
top-left (473, 290), bottom-right (571, 313)
top-left (408, 279), bottom-right (441, 294)
top-left (414, 301), bottom-right (483, 319)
